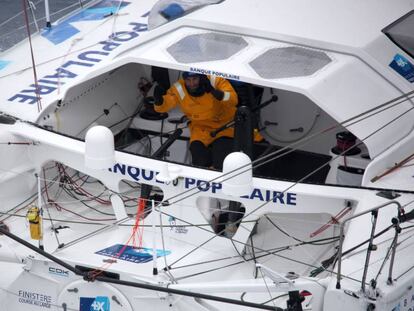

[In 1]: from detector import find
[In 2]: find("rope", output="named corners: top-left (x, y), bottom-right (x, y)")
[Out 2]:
top-left (259, 267), bottom-right (277, 310)
top-left (309, 206), bottom-right (352, 238)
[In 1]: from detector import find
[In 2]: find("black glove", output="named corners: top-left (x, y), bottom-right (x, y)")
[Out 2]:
top-left (200, 75), bottom-right (214, 93)
top-left (200, 75), bottom-right (225, 100)
top-left (153, 85), bottom-right (166, 106)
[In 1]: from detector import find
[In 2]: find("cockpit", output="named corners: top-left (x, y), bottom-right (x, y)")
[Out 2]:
top-left (40, 63), bottom-right (370, 188)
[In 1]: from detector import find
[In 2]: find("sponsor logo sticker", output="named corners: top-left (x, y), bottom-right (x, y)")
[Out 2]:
top-left (80, 296), bottom-right (110, 311)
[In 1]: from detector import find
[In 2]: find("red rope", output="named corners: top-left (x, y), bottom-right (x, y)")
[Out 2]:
top-left (88, 198), bottom-right (148, 280)
top-left (22, 0), bottom-right (42, 113)
top-left (309, 206), bottom-right (352, 238)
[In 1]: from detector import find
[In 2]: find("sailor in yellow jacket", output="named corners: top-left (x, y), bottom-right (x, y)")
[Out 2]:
top-left (153, 72), bottom-right (238, 169)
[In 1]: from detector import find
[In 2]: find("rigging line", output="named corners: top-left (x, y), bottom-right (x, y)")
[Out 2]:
top-left (60, 188), bottom-right (116, 216)
top-left (0, 39), bottom-right (103, 80)
top-left (164, 233), bottom-right (339, 274)
top-left (343, 226), bottom-right (414, 261)
top-left (75, 102), bottom-right (119, 136)
top-left (0, 211), bottom-right (110, 226)
top-left (374, 232), bottom-right (397, 283)
top-left (265, 216), bottom-right (340, 246)
top-left (22, 0), bottom-right (42, 113)
top-left (371, 152), bottom-right (414, 183)
top-left (55, 215), bottom-right (130, 250)
top-left (27, 0), bottom-right (39, 33)
top-left (46, 202), bottom-right (115, 221)
top-left (168, 254), bottom-right (243, 271)
top-left (311, 224), bottom-right (395, 277)
top-left (230, 238), bottom-right (248, 261)
top-left (172, 254), bottom-right (272, 282)
top-left (0, 192), bottom-right (37, 222)
top-left (57, 37), bottom-right (82, 94)
top-left (156, 208), bottom-right (345, 281)
top-left (173, 242), bottom-right (347, 285)
top-left (63, 182), bottom-right (110, 204)
top-left (0, 172), bottom-right (60, 222)
top-left (250, 232), bottom-right (259, 278)
top-left (164, 92), bottom-right (414, 206)
top-left (170, 234), bottom-right (338, 276)
top-left (265, 215), bottom-right (302, 243)
top-left (262, 294), bottom-right (289, 306)
top-left (393, 230), bottom-right (414, 281)
top-left (42, 168), bottom-right (63, 246)
top-left (344, 235), bottom-right (414, 280)
top-left (259, 267), bottom-right (278, 310)
top-left (110, 0), bottom-right (124, 35)
top-left (158, 203), bottom-right (177, 283)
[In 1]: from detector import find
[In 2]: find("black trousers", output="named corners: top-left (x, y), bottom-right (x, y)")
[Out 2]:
top-left (190, 137), bottom-right (234, 170)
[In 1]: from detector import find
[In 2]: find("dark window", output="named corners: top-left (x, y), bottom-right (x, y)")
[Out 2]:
top-left (383, 10), bottom-right (414, 59)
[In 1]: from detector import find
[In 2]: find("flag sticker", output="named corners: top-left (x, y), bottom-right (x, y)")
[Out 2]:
top-left (389, 54), bottom-right (414, 83)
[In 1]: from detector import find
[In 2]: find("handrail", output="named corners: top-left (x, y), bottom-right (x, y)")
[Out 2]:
top-left (336, 200), bottom-right (402, 291)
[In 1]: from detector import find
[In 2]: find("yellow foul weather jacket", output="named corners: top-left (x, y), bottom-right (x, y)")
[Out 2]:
top-left (154, 76), bottom-right (238, 146)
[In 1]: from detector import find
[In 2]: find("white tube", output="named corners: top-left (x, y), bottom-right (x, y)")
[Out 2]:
top-left (37, 173), bottom-right (44, 250)
top-left (152, 200), bottom-right (158, 275)
top-left (44, 0), bottom-right (51, 27)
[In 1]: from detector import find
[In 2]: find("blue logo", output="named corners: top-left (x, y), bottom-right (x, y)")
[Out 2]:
top-left (41, 0), bottom-right (130, 44)
top-left (95, 244), bottom-right (171, 264)
top-left (80, 296), bottom-right (110, 311)
top-left (389, 54), bottom-right (414, 83)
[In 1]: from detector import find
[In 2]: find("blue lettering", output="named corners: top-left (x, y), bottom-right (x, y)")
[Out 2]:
top-left (211, 182), bottom-right (222, 193)
top-left (99, 40), bottom-right (121, 52)
top-left (127, 166), bottom-right (140, 181)
top-left (11, 23), bottom-right (149, 105)
top-left (112, 31), bottom-right (139, 42)
top-left (113, 163), bottom-right (126, 175)
top-left (185, 178), bottom-right (196, 188)
top-left (44, 68), bottom-right (77, 79)
top-left (250, 189), bottom-right (264, 201)
top-left (286, 193), bottom-right (296, 205)
top-left (62, 60), bottom-right (93, 69)
top-left (142, 169), bottom-right (154, 181)
top-left (130, 22), bottom-right (148, 32)
top-left (8, 93), bottom-right (38, 104)
top-left (141, 11), bottom-right (150, 18)
top-left (197, 180), bottom-right (210, 192)
top-left (78, 50), bottom-right (109, 63)
top-left (272, 192), bottom-right (285, 204)
top-left (21, 84), bottom-right (57, 95)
